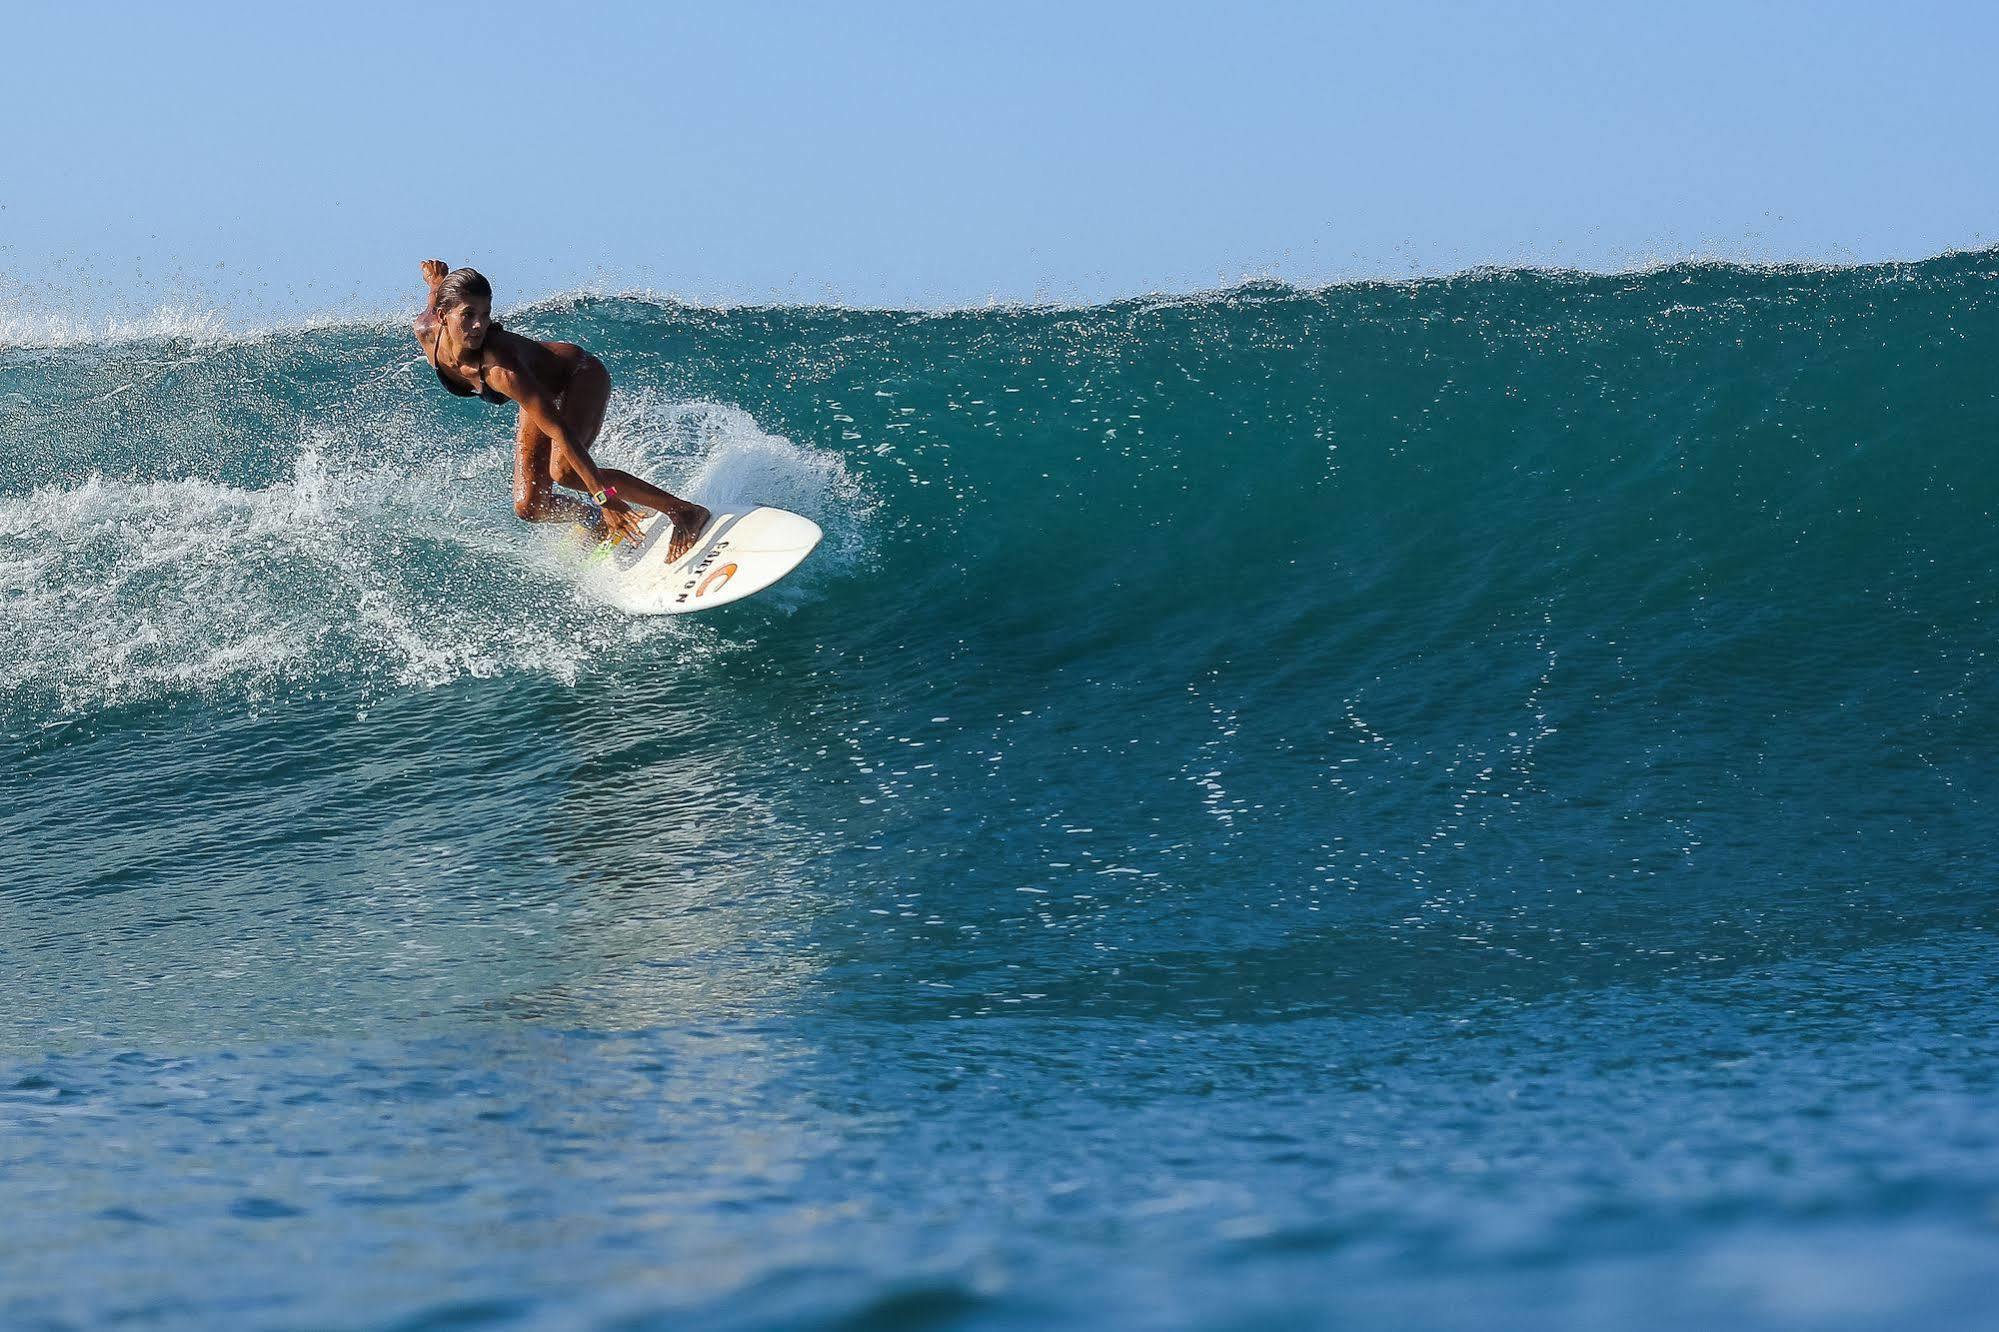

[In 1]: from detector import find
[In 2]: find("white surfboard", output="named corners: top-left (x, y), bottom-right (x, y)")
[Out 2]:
top-left (574, 505), bottom-right (823, 615)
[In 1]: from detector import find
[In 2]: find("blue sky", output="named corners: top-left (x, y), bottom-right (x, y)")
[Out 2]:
top-left (3, 1), bottom-right (1995, 325)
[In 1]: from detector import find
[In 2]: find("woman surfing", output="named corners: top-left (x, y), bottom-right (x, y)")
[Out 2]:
top-left (415, 260), bottom-right (709, 562)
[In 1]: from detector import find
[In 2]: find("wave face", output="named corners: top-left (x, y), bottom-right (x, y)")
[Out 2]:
top-left (7, 255), bottom-right (1999, 1329)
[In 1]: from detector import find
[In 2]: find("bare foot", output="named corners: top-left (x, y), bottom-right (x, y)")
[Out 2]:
top-left (666, 504), bottom-right (711, 563)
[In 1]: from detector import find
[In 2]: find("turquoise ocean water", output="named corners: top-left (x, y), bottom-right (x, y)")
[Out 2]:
top-left (5, 253), bottom-right (1999, 1329)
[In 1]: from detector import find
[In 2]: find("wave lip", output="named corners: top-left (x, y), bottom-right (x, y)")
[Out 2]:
top-left (10, 241), bottom-right (1998, 352)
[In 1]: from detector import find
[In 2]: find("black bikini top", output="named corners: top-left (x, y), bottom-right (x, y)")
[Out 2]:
top-left (429, 320), bottom-right (508, 405)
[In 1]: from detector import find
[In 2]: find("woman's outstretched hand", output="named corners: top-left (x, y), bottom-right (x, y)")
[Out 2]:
top-left (601, 503), bottom-right (646, 546)
top-left (420, 259), bottom-right (448, 286)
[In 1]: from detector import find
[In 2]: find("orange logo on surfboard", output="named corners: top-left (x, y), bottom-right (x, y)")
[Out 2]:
top-left (696, 563), bottom-right (739, 597)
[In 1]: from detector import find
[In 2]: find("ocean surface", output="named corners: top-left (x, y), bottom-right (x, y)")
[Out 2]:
top-left (6, 253), bottom-right (1999, 1330)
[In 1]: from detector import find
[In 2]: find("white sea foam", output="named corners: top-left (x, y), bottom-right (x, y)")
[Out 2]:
top-left (594, 392), bottom-right (875, 593)
top-left (0, 302), bottom-right (234, 351)
top-left (0, 400), bottom-right (865, 720)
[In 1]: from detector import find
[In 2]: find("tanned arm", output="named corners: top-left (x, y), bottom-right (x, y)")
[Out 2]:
top-left (413, 258), bottom-right (447, 346)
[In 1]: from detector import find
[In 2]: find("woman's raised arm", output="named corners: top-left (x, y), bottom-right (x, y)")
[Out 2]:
top-left (413, 259), bottom-right (448, 342)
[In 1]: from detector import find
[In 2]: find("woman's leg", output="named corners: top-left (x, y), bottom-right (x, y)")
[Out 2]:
top-left (514, 414), bottom-right (596, 526)
top-left (550, 355), bottom-right (710, 557)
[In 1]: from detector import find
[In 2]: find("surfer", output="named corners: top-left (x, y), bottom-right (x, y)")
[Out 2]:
top-left (415, 260), bottom-right (710, 561)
